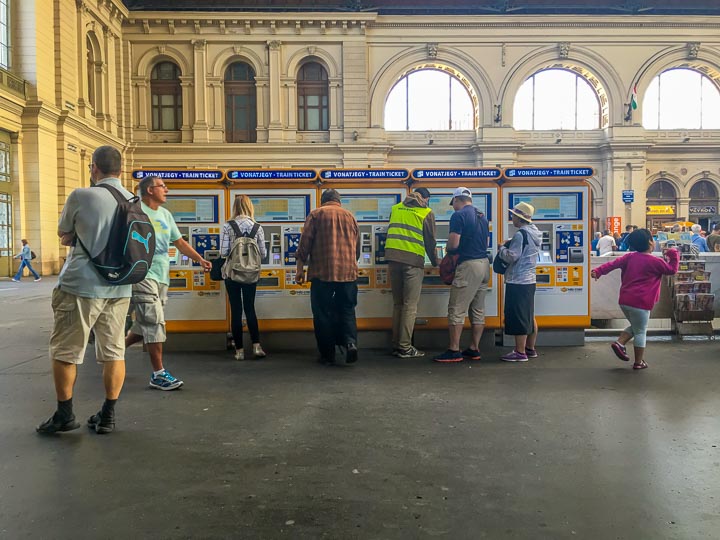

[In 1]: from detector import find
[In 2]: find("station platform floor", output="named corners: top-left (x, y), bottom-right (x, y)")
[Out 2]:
top-left (1, 277), bottom-right (719, 539)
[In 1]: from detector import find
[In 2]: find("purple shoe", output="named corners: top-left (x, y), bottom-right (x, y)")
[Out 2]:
top-left (501, 350), bottom-right (528, 362)
top-left (525, 348), bottom-right (538, 358)
top-left (611, 342), bottom-right (630, 362)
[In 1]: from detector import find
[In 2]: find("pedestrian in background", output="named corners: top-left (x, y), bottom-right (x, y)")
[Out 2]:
top-left (690, 224), bottom-right (709, 252)
top-left (597, 229), bottom-right (616, 256)
top-left (497, 202), bottom-right (542, 362)
top-left (385, 187), bottom-right (437, 358)
top-left (12, 239), bottom-right (41, 282)
top-left (591, 229), bottom-right (679, 370)
top-left (433, 187), bottom-right (490, 363)
top-left (220, 194), bottom-right (267, 361)
top-left (125, 176), bottom-right (211, 390)
top-left (296, 189), bottom-right (360, 366)
top-left (591, 231), bottom-right (601, 256)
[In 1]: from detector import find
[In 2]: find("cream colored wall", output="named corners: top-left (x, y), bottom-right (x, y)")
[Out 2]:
top-left (5, 6), bottom-right (720, 276)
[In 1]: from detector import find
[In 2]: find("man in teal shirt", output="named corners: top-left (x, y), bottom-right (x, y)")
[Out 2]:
top-left (125, 176), bottom-right (211, 390)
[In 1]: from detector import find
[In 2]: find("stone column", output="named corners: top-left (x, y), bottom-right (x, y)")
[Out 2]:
top-left (329, 78), bottom-right (342, 143)
top-left (102, 26), bottom-right (116, 131)
top-left (677, 197), bottom-right (691, 222)
top-left (255, 76), bottom-right (269, 143)
top-left (207, 76), bottom-right (225, 143)
top-left (627, 162), bottom-right (647, 228)
top-left (282, 76), bottom-right (296, 130)
top-left (75, 0), bottom-right (89, 118)
top-left (191, 40), bottom-right (209, 142)
top-left (180, 77), bottom-right (193, 143)
top-left (267, 40), bottom-right (283, 142)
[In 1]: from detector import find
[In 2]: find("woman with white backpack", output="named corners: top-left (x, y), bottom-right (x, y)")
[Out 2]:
top-left (220, 195), bottom-right (267, 360)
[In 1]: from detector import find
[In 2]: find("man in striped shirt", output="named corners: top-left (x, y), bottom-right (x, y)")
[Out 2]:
top-left (296, 189), bottom-right (360, 366)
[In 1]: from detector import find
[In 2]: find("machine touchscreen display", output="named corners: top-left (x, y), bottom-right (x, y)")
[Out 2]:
top-left (427, 194), bottom-right (489, 221)
top-left (510, 193), bottom-right (581, 220)
top-left (251, 196), bottom-right (309, 222)
top-left (341, 195), bottom-right (400, 221)
top-left (165, 196), bottom-right (218, 223)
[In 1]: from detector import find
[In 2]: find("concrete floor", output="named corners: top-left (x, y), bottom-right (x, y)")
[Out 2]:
top-left (1, 278), bottom-right (719, 540)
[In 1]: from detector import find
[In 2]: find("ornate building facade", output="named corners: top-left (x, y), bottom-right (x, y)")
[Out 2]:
top-left (1, 0), bottom-right (720, 275)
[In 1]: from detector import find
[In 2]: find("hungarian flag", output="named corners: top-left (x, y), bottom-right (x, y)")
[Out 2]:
top-left (630, 84), bottom-right (638, 110)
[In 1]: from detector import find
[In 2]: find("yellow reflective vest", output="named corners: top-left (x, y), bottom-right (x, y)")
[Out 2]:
top-left (385, 203), bottom-right (431, 257)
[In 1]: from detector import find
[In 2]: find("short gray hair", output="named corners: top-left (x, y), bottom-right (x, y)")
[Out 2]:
top-left (691, 224), bottom-right (702, 233)
top-left (138, 175), bottom-right (159, 197)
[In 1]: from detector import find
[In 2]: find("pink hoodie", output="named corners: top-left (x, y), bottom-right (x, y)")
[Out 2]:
top-left (594, 250), bottom-right (679, 310)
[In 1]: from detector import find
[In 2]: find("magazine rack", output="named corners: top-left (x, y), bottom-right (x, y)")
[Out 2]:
top-left (669, 249), bottom-right (715, 339)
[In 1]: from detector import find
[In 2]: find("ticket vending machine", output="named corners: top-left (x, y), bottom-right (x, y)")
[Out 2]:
top-left (227, 169), bottom-right (318, 330)
top-left (501, 168), bottom-right (593, 333)
top-left (410, 169), bottom-right (502, 329)
top-left (318, 170), bottom-right (410, 329)
top-left (131, 170), bottom-right (228, 333)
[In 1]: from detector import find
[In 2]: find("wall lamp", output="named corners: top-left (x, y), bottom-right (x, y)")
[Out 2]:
top-left (352, 130), bottom-right (359, 141)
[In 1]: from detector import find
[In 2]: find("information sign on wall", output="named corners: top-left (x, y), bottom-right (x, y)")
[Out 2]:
top-left (622, 190), bottom-right (634, 203)
top-left (646, 205), bottom-right (676, 215)
top-left (132, 170), bottom-right (223, 180)
top-left (689, 206), bottom-right (717, 214)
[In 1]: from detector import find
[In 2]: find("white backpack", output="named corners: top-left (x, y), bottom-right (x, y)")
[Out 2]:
top-left (222, 220), bottom-right (261, 284)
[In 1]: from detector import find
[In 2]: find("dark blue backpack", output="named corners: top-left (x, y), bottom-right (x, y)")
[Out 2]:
top-left (78, 184), bottom-right (155, 285)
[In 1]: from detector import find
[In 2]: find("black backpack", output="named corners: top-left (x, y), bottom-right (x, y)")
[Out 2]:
top-left (77, 184), bottom-right (155, 285)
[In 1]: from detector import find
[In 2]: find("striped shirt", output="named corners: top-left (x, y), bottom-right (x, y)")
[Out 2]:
top-left (296, 201), bottom-right (360, 282)
top-left (220, 215), bottom-right (267, 259)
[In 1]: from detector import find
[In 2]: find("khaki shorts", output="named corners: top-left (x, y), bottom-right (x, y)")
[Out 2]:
top-left (448, 258), bottom-right (490, 325)
top-left (49, 288), bottom-right (130, 364)
top-left (130, 278), bottom-right (168, 344)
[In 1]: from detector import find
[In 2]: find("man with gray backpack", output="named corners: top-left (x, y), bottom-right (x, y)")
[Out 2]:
top-left (38, 146), bottom-right (145, 435)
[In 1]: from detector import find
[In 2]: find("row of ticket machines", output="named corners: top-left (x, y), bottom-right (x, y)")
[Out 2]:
top-left (132, 168), bottom-right (592, 334)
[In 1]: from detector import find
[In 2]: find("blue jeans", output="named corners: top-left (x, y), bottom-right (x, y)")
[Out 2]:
top-left (14, 259), bottom-right (40, 280)
top-left (620, 304), bottom-right (650, 348)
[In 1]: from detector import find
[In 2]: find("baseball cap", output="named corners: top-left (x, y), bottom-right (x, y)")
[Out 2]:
top-left (449, 186), bottom-right (472, 205)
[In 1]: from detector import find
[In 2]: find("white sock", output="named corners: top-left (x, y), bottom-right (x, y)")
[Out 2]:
top-left (153, 369), bottom-right (165, 377)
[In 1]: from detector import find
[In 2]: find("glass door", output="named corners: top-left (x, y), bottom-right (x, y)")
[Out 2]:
top-left (0, 135), bottom-right (12, 276)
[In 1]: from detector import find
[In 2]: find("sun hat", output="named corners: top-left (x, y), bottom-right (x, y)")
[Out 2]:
top-left (449, 186), bottom-right (472, 205)
top-left (509, 201), bottom-right (535, 223)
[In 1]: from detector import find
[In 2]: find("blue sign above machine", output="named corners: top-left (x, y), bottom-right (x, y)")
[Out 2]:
top-left (503, 167), bottom-right (594, 178)
top-left (622, 190), bottom-right (635, 203)
top-left (319, 169), bottom-right (409, 180)
top-left (131, 170), bottom-right (223, 180)
top-left (411, 168), bottom-right (501, 179)
top-left (227, 170), bottom-right (317, 180)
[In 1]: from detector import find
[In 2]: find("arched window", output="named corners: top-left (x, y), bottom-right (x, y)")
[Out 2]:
top-left (0, 0), bottom-right (9, 69)
top-left (647, 180), bottom-right (678, 200)
top-left (151, 61), bottom-right (182, 131)
top-left (643, 68), bottom-right (720, 129)
top-left (86, 36), bottom-right (96, 110)
top-left (297, 62), bottom-right (328, 131)
top-left (384, 68), bottom-right (474, 131)
top-left (646, 180), bottom-right (678, 229)
top-left (513, 69), bottom-right (601, 130)
top-left (225, 62), bottom-right (257, 143)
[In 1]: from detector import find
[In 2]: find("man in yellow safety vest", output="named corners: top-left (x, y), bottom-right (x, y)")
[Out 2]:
top-left (385, 187), bottom-right (437, 358)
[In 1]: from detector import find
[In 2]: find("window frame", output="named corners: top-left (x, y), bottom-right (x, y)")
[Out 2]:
top-left (643, 68), bottom-right (720, 130)
top-left (150, 61), bottom-right (183, 132)
top-left (297, 62), bottom-right (329, 132)
top-left (0, 0), bottom-right (9, 70)
top-left (513, 68), bottom-right (602, 131)
top-left (224, 62), bottom-right (257, 143)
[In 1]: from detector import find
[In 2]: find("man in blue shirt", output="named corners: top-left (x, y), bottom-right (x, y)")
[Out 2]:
top-left (690, 224), bottom-right (709, 252)
top-left (12, 239), bottom-right (41, 282)
top-left (434, 187), bottom-right (490, 363)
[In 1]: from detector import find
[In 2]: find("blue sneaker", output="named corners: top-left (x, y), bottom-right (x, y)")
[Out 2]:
top-left (149, 370), bottom-right (183, 391)
top-left (433, 349), bottom-right (463, 363)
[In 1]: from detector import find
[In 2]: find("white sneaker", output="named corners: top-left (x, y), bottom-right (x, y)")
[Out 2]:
top-left (234, 349), bottom-right (244, 361)
top-left (34, 277), bottom-right (42, 282)
top-left (11, 278), bottom-right (19, 282)
top-left (253, 343), bottom-right (266, 358)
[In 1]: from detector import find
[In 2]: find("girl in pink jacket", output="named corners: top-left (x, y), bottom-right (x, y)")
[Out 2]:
top-left (591, 229), bottom-right (679, 370)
